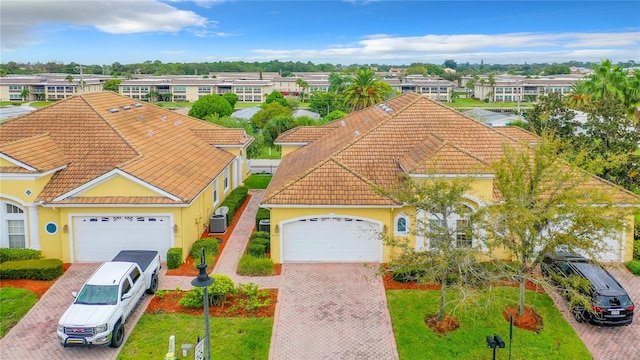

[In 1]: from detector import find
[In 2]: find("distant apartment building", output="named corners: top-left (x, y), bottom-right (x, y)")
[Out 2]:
top-left (470, 75), bottom-right (585, 103)
top-left (0, 74), bottom-right (105, 102)
top-left (1, 72), bottom-right (454, 104)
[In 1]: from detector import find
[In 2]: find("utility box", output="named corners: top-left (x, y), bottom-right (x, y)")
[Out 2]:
top-left (258, 219), bottom-right (270, 232)
top-left (210, 214), bottom-right (227, 233)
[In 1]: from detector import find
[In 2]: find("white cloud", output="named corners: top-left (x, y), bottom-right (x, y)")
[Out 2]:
top-left (250, 32), bottom-right (640, 64)
top-left (0, 0), bottom-right (209, 51)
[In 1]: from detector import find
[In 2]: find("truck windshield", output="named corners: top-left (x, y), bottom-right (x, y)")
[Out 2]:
top-left (75, 285), bottom-right (119, 305)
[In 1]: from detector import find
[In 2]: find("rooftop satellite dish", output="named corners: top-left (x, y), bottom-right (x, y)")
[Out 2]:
top-left (215, 206), bottom-right (229, 215)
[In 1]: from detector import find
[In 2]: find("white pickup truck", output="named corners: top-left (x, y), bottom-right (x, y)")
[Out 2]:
top-left (57, 250), bottom-right (161, 348)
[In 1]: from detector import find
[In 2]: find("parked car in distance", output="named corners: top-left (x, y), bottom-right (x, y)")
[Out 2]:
top-left (541, 250), bottom-right (635, 326)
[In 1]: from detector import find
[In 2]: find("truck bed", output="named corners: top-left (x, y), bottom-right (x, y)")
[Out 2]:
top-left (111, 250), bottom-right (159, 272)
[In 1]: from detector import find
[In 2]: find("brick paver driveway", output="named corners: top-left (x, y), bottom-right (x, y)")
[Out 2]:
top-left (549, 266), bottom-right (640, 360)
top-left (0, 263), bottom-right (151, 360)
top-left (269, 263), bottom-right (399, 360)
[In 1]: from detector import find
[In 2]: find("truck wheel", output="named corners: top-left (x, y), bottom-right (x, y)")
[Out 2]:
top-left (572, 306), bottom-right (586, 323)
top-left (146, 274), bottom-right (159, 294)
top-left (109, 322), bottom-right (124, 348)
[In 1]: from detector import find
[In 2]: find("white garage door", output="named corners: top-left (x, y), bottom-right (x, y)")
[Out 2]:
top-left (283, 216), bottom-right (381, 262)
top-left (599, 235), bottom-right (623, 262)
top-left (73, 215), bottom-right (172, 262)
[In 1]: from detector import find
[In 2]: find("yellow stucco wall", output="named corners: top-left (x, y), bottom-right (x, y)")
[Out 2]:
top-left (78, 175), bottom-right (161, 197)
top-left (280, 145), bottom-right (303, 157)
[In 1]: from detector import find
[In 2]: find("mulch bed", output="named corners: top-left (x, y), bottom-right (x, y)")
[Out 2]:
top-left (503, 306), bottom-right (544, 332)
top-left (146, 288), bottom-right (278, 318)
top-left (425, 314), bottom-right (461, 334)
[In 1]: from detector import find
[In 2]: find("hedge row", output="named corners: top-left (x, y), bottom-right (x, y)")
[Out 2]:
top-left (255, 208), bottom-right (270, 229)
top-left (218, 186), bottom-right (249, 225)
top-left (0, 259), bottom-right (63, 280)
top-left (237, 255), bottom-right (274, 276)
top-left (626, 260), bottom-right (640, 276)
top-left (0, 248), bottom-right (42, 263)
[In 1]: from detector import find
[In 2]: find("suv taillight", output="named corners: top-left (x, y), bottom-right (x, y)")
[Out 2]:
top-left (627, 305), bottom-right (635, 311)
top-left (592, 305), bottom-right (604, 312)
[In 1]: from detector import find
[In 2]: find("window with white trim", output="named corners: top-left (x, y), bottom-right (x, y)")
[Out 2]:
top-left (224, 168), bottom-right (229, 191)
top-left (394, 213), bottom-right (409, 235)
top-left (213, 177), bottom-right (219, 206)
top-left (2, 201), bottom-right (26, 248)
top-left (426, 204), bottom-right (475, 249)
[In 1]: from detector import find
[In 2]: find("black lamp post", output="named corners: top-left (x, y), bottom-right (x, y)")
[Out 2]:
top-left (486, 334), bottom-right (506, 360)
top-left (191, 248), bottom-right (214, 360)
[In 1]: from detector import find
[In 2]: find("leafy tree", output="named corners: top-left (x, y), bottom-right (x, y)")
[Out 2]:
top-left (425, 64), bottom-right (445, 77)
top-left (103, 79), bottom-right (121, 92)
top-left (285, 97), bottom-right (301, 110)
top-left (222, 92), bottom-right (238, 108)
top-left (482, 136), bottom-right (626, 316)
top-left (378, 174), bottom-right (485, 322)
top-left (324, 109), bottom-right (347, 122)
top-left (250, 102), bottom-right (293, 129)
top-left (524, 92), bottom-right (579, 139)
top-left (187, 94), bottom-right (233, 120)
top-left (343, 67), bottom-right (387, 111)
top-left (265, 91), bottom-right (289, 108)
top-left (572, 92), bottom-right (640, 192)
top-left (543, 64), bottom-right (571, 75)
top-left (328, 72), bottom-right (349, 93)
top-left (262, 115), bottom-right (297, 147)
top-left (406, 65), bottom-right (427, 76)
top-left (309, 92), bottom-right (346, 117)
top-left (443, 59), bottom-right (457, 69)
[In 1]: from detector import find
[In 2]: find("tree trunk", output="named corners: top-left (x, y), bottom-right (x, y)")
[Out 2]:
top-left (518, 276), bottom-right (526, 316)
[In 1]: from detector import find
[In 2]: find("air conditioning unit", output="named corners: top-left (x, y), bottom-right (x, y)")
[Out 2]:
top-left (258, 219), bottom-right (270, 232)
top-left (209, 214), bottom-right (227, 233)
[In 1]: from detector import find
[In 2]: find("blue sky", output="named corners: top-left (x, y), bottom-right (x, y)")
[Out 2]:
top-left (1, 0), bottom-right (639, 65)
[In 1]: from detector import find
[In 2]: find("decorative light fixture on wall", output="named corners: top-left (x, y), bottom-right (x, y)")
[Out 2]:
top-left (383, 225), bottom-right (388, 233)
top-left (274, 225), bottom-right (280, 234)
top-left (63, 224), bottom-right (69, 233)
top-left (173, 224), bottom-right (179, 233)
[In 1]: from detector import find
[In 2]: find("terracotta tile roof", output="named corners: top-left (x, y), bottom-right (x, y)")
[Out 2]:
top-left (263, 93), bottom-right (637, 207)
top-left (494, 126), bottom-right (540, 144)
top-left (0, 92), bottom-right (248, 205)
top-left (191, 128), bottom-right (253, 146)
top-left (275, 126), bottom-right (333, 144)
top-left (0, 134), bottom-right (68, 172)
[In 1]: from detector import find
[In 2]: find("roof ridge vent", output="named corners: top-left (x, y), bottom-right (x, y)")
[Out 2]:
top-left (108, 108), bottom-right (119, 113)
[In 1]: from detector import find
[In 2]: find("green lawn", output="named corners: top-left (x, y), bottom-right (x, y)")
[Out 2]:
top-left (244, 174), bottom-right (272, 189)
top-left (446, 98), bottom-right (534, 109)
top-left (118, 314), bottom-right (272, 360)
top-left (387, 287), bottom-right (590, 360)
top-left (0, 287), bottom-right (38, 338)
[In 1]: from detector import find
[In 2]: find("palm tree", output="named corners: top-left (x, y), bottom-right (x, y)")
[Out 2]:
top-left (146, 91), bottom-right (160, 103)
top-left (343, 67), bottom-right (386, 111)
top-left (65, 75), bottom-right (74, 84)
top-left (295, 78), bottom-right (308, 101)
top-left (328, 72), bottom-right (350, 93)
top-left (584, 60), bottom-right (639, 122)
top-left (20, 88), bottom-right (30, 101)
top-left (566, 80), bottom-right (591, 111)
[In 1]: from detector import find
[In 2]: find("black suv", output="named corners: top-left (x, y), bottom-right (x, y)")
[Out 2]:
top-left (541, 250), bottom-right (635, 326)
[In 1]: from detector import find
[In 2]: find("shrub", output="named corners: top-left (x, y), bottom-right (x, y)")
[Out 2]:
top-left (255, 208), bottom-right (270, 229)
top-left (0, 259), bottom-right (63, 280)
top-left (390, 265), bottom-right (426, 283)
top-left (166, 248), bottom-right (182, 269)
top-left (250, 237), bottom-right (270, 254)
top-left (208, 274), bottom-right (235, 306)
top-left (626, 260), bottom-right (640, 276)
top-left (190, 238), bottom-right (219, 259)
top-left (237, 255), bottom-right (274, 276)
top-left (250, 231), bottom-right (270, 241)
top-left (0, 248), bottom-right (42, 263)
top-left (229, 283), bottom-right (271, 313)
top-left (219, 186), bottom-right (249, 225)
top-left (247, 243), bottom-right (266, 258)
top-left (179, 287), bottom-right (205, 308)
top-left (634, 239), bottom-right (639, 260)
